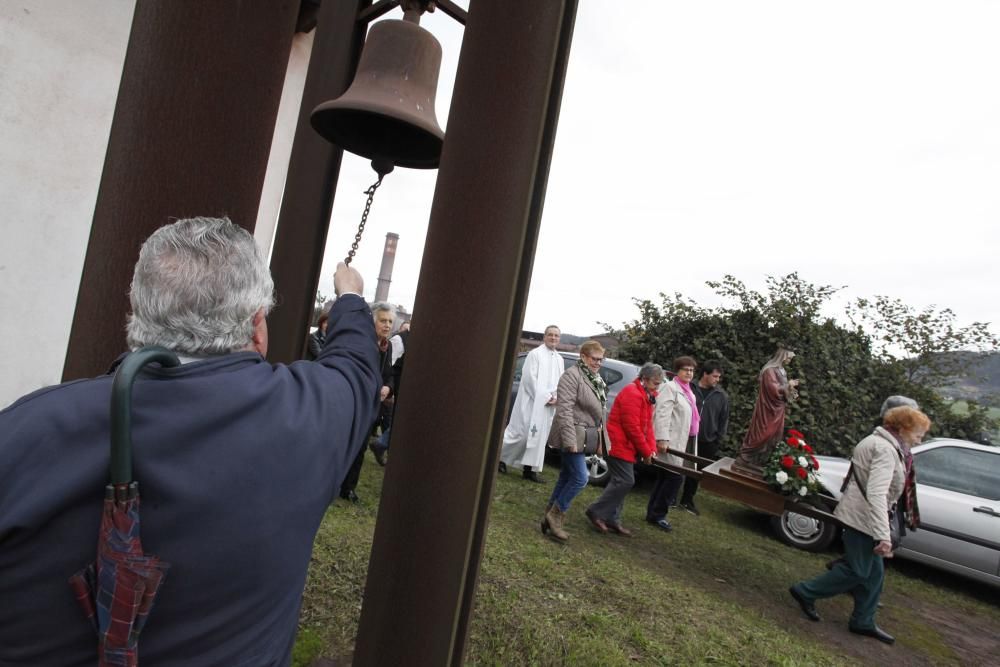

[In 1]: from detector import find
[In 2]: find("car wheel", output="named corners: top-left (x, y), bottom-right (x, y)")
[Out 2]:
top-left (770, 511), bottom-right (838, 552)
top-left (585, 454), bottom-right (610, 486)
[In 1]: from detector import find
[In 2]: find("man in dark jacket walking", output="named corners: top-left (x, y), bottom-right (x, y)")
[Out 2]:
top-left (680, 360), bottom-right (730, 515)
top-left (0, 217), bottom-right (379, 666)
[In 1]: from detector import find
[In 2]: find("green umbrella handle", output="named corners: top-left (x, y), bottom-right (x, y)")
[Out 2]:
top-left (110, 346), bottom-right (181, 486)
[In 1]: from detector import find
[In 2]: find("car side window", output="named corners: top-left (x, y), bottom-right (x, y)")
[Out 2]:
top-left (599, 367), bottom-right (623, 386)
top-left (914, 446), bottom-right (1000, 500)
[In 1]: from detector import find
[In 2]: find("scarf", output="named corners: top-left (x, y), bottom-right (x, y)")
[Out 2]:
top-left (884, 428), bottom-right (921, 530)
top-left (577, 358), bottom-right (607, 407)
top-left (675, 377), bottom-right (700, 437)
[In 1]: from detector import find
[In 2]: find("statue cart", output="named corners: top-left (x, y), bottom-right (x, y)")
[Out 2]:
top-left (649, 450), bottom-right (842, 526)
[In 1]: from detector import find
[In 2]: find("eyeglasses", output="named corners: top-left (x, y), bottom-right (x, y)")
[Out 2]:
top-left (679, 367), bottom-right (695, 373)
top-left (586, 355), bottom-right (605, 364)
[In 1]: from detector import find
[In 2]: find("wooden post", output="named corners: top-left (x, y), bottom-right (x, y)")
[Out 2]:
top-left (63, 0), bottom-right (299, 380)
top-left (353, 2), bottom-right (579, 664)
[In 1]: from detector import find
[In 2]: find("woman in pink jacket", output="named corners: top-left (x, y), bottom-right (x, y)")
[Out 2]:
top-left (585, 362), bottom-right (664, 536)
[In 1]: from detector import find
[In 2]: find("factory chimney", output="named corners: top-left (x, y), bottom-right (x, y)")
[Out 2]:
top-left (374, 232), bottom-right (398, 303)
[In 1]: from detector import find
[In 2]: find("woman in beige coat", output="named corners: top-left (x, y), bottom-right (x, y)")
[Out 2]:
top-left (541, 341), bottom-right (609, 542)
top-left (790, 406), bottom-right (931, 645)
top-left (645, 356), bottom-right (699, 531)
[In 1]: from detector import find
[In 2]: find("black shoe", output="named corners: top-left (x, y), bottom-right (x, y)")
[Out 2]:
top-left (523, 469), bottom-right (544, 483)
top-left (849, 624), bottom-right (894, 645)
top-left (498, 461), bottom-right (507, 474)
top-left (646, 518), bottom-right (673, 532)
top-left (339, 489), bottom-right (359, 504)
top-left (789, 586), bottom-right (820, 622)
top-left (680, 501), bottom-right (700, 516)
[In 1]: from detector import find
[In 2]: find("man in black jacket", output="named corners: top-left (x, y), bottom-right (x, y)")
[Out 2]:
top-left (680, 360), bottom-right (730, 515)
top-left (340, 302), bottom-right (395, 500)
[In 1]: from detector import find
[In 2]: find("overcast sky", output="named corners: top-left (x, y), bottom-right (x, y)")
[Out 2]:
top-left (315, 1), bottom-right (999, 339)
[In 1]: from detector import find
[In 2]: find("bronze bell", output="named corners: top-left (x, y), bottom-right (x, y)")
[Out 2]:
top-left (311, 19), bottom-right (444, 169)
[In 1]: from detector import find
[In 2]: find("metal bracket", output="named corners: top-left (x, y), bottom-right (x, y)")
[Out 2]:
top-left (358, 0), bottom-right (467, 26)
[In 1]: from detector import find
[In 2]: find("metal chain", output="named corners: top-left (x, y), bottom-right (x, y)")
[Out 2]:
top-left (344, 174), bottom-right (386, 265)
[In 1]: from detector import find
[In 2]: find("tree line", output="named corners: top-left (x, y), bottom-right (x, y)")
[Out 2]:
top-left (606, 274), bottom-right (999, 458)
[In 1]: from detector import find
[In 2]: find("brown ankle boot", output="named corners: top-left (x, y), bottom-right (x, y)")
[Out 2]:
top-left (545, 506), bottom-right (569, 541)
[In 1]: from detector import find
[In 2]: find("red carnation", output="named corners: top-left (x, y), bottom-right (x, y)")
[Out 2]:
top-left (788, 429), bottom-right (805, 439)
top-left (810, 456), bottom-right (819, 470)
top-left (803, 444), bottom-right (814, 454)
top-left (796, 467), bottom-right (808, 479)
top-left (781, 455), bottom-right (795, 468)
top-left (788, 437), bottom-right (801, 447)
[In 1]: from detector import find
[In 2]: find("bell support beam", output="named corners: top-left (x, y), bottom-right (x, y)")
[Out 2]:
top-left (63, 0), bottom-right (300, 380)
top-left (353, 2), bottom-right (578, 665)
top-left (266, 0), bottom-right (372, 363)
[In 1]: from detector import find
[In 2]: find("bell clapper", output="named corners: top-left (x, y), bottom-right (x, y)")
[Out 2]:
top-left (344, 159), bottom-right (395, 266)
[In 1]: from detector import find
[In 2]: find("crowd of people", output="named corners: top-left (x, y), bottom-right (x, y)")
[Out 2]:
top-left (0, 216), bottom-right (934, 662)
top-left (496, 336), bottom-right (734, 538)
top-left (497, 329), bottom-right (931, 646)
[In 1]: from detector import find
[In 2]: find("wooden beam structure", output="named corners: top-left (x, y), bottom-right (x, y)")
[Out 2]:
top-left (353, 2), bottom-right (580, 664)
top-left (63, 0), bottom-right (300, 380)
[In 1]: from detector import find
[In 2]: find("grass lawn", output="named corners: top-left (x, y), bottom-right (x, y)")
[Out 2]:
top-left (294, 453), bottom-right (1000, 666)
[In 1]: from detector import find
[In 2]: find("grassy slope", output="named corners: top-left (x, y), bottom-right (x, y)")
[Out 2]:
top-left (295, 454), bottom-right (999, 666)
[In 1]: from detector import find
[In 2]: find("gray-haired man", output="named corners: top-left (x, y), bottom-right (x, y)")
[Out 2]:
top-left (0, 217), bottom-right (379, 665)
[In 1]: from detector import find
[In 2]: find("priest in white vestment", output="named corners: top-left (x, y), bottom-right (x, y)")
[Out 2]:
top-left (500, 326), bottom-right (565, 482)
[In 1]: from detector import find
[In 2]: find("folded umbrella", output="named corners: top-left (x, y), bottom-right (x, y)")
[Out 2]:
top-left (70, 347), bottom-right (179, 667)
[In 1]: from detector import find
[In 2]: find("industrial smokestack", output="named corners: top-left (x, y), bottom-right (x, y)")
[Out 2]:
top-left (374, 232), bottom-right (398, 303)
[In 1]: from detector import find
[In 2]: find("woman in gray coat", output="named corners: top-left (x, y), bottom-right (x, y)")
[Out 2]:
top-left (541, 341), bottom-right (609, 542)
top-left (789, 406), bottom-right (931, 645)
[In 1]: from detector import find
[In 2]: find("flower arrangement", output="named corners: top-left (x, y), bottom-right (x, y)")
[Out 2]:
top-left (763, 429), bottom-right (821, 499)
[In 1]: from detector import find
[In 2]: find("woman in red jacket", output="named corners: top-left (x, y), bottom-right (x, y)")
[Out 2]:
top-left (585, 362), bottom-right (664, 536)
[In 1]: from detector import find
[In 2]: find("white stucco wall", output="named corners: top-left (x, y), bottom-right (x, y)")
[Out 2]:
top-left (0, 3), bottom-right (310, 407)
top-left (0, 0), bottom-right (136, 407)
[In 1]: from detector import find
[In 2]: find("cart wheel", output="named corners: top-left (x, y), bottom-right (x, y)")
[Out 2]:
top-left (770, 511), bottom-right (839, 552)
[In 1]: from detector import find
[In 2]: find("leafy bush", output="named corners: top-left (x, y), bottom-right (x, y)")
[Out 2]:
top-left (607, 274), bottom-right (997, 457)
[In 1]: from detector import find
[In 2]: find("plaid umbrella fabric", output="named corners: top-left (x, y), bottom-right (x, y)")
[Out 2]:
top-left (69, 347), bottom-right (178, 666)
top-left (69, 485), bottom-right (169, 667)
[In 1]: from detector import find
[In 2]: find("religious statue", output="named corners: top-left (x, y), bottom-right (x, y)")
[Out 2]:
top-left (734, 346), bottom-right (799, 476)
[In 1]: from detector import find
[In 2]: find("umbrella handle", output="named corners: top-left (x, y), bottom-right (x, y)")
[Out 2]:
top-left (110, 346), bottom-right (180, 486)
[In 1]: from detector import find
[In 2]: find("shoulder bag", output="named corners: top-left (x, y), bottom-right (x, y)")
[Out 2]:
top-left (573, 423), bottom-right (604, 456)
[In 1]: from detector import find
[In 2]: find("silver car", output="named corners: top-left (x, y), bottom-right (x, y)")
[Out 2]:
top-left (773, 438), bottom-right (1000, 588)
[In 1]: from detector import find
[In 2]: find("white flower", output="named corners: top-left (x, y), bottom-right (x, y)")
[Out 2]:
top-left (798, 456), bottom-right (808, 467)
top-left (799, 485), bottom-right (809, 496)
top-left (775, 471), bottom-right (789, 484)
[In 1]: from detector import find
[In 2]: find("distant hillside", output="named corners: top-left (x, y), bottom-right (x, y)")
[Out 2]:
top-left (935, 351), bottom-right (1000, 405)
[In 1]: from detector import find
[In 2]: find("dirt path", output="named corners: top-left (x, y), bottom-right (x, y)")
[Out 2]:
top-left (624, 517), bottom-right (999, 666)
top-left (907, 596), bottom-right (1000, 667)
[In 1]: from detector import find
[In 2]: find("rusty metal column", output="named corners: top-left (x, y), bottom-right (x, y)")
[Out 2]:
top-left (62, 0), bottom-right (300, 380)
top-left (354, 2), bottom-right (578, 665)
top-left (266, 1), bottom-right (370, 364)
